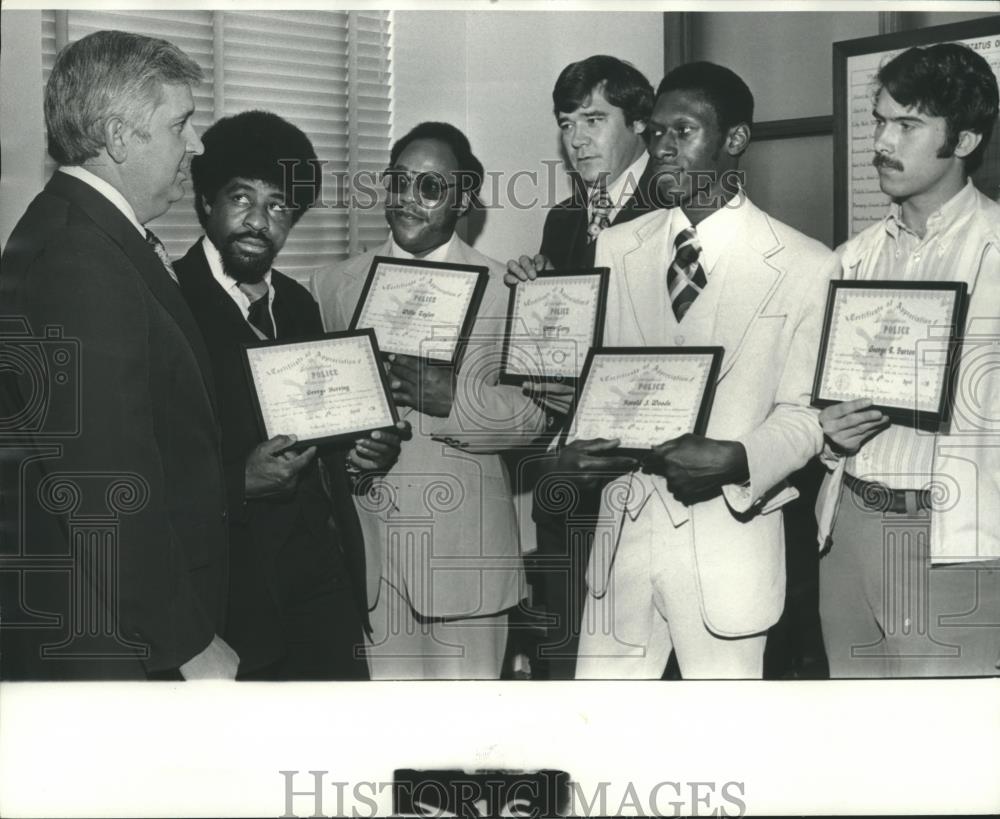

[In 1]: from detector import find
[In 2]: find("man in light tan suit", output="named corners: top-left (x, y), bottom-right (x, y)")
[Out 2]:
top-left (312, 122), bottom-right (546, 678)
top-left (563, 63), bottom-right (840, 678)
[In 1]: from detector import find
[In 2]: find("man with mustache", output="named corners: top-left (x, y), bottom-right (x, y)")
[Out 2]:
top-left (552, 62), bottom-right (838, 678)
top-left (312, 122), bottom-right (547, 679)
top-left (815, 43), bottom-right (1000, 677)
top-left (174, 110), bottom-right (405, 679)
top-left (1, 30), bottom-right (234, 680)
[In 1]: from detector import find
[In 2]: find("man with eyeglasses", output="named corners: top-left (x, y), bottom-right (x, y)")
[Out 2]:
top-left (173, 110), bottom-right (406, 679)
top-left (312, 121), bottom-right (547, 679)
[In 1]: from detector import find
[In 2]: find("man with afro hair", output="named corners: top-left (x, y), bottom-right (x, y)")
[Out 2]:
top-left (174, 109), bottom-right (406, 679)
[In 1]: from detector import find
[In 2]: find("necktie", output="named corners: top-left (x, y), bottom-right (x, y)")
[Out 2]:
top-left (666, 226), bottom-right (708, 321)
top-left (242, 288), bottom-right (275, 340)
top-left (586, 185), bottom-right (612, 242)
top-left (145, 229), bottom-right (178, 284)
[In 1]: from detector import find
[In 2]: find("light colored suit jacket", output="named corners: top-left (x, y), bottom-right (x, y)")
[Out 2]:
top-left (590, 198), bottom-right (839, 636)
top-left (311, 237), bottom-right (547, 618)
top-left (816, 186), bottom-right (1000, 562)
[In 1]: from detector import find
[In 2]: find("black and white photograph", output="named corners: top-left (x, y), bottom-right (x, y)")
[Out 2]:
top-left (1, 1), bottom-right (998, 816)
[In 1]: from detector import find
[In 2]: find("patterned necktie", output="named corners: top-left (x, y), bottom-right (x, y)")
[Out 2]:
top-left (242, 288), bottom-right (275, 340)
top-left (145, 229), bottom-right (178, 284)
top-left (586, 185), bottom-right (612, 242)
top-left (666, 226), bottom-right (708, 321)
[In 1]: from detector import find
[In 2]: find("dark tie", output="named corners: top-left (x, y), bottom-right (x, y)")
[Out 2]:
top-left (586, 185), bottom-right (612, 242)
top-left (244, 290), bottom-right (275, 339)
top-left (666, 226), bottom-right (708, 321)
top-left (145, 229), bottom-right (178, 284)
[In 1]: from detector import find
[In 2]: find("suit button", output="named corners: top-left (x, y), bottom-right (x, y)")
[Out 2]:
top-left (674, 335), bottom-right (685, 345)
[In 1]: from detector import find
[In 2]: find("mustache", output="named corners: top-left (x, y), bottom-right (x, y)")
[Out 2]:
top-left (226, 230), bottom-right (274, 251)
top-left (387, 204), bottom-right (426, 220)
top-left (873, 153), bottom-right (904, 172)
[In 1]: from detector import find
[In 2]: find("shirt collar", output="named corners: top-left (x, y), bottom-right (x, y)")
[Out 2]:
top-left (686, 188), bottom-right (747, 273)
top-left (601, 151), bottom-right (648, 209)
top-left (388, 232), bottom-right (458, 262)
top-left (201, 235), bottom-right (273, 310)
top-left (884, 178), bottom-right (978, 241)
top-left (59, 165), bottom-right (145, 236)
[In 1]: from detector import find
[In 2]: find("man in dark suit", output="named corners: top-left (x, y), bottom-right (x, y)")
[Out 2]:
top-left (0, 30), bottom-right (234, 680)
top-left (502, 56), bottom-right (655, 679)
top-left (174, 110), bottom-right (406, 680)
top-left (509, 55), bottom-right (655, 276)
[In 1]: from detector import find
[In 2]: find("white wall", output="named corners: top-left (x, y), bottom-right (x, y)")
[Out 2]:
top-left (1, 10), bottom-right (45, 249)
top-left (393, 10), bottom-right (664, 264)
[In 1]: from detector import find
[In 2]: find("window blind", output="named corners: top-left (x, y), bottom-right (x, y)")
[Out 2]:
top-left (41, 9), bottom-right (392, 277)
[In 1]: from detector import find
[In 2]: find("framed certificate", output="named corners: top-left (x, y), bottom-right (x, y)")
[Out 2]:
top-left (242, 329), bottom-right (399, 449)
top-left (499, 268), bottom-right (609, 384)
top-left (563, 347), bottom-right (723, 457)
top-left (811, 280), bottom-right (967, 431)
top-left (349, 255), bottom-right (488, 365)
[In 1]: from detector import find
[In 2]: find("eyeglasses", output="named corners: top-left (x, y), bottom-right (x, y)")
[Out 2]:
top-left (381, 169), bottom-right (458, 205)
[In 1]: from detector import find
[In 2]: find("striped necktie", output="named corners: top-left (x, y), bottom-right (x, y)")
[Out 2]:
top-left (239, 285), bottom-right (275, 340)
top-left (666, 226), bottom-right (708, 321)
top-left (586, 185), bottom-right (612, 242)
top-left (145, 229), bottom-right (178, 285)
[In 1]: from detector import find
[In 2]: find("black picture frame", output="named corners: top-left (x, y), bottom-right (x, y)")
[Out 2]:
top-left (833, 16), bottom-right (1000, 245)
top-left (349, 255), bottom-right (489, 367)
top-left (242, 328), bottom-right (399, 450)
top-left (499, 267), bottom-right (610, 386)
top-left (811, 280), bottom-right (968, 432)
top-left (561, 346), bottom-right (724, 459)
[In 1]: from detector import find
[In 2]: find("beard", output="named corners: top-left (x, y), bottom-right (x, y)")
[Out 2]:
top-left (219, 232), bottom-right (278, 284)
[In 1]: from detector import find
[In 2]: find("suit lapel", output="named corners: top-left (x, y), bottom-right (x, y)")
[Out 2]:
top-left (618, 210), bottom-right (671, 346)
top-left (176, 240), bottom-right (259, 345)
top-left (710, 200), bottom-right (784, 380)
top-left (49, 173), bottom-right (220, 410)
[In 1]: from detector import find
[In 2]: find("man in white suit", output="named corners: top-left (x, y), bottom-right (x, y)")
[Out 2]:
top-left (312, 122), bottom-right (547, 678)
top-left (560, 62), bottom-right (840, 678)
top-left (815, 44), bottom-right (1000, 677)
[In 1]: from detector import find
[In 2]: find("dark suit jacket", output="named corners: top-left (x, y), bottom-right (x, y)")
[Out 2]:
top-left (0, 171), bottom-right (229, 679)
top-left (539, 176), bottom-right (654, 270)
top-left (174, 239), bottom-right (368, 673)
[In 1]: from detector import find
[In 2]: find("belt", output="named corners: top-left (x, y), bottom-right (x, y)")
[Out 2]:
top-left (844, 472), bottom-right (931, 514)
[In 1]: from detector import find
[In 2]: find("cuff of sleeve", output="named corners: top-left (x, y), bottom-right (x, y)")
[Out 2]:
top-left (722, 480), bottom-right (755, 515)
top-left (819, 442), bottom-right (844, 470)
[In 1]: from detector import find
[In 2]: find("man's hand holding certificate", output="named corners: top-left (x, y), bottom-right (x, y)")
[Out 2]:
top-left (558, 348), bottom-right (726, 497)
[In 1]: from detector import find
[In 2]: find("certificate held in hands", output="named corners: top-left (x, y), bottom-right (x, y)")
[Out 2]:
top-left (564, 347), bottom-right (723, 457)
top-left (500, 268), bottom-right (609, 383)
top-left (243, 329), bottom-right (398, 448)
top-left (350, 256), bottom-right (488, 364)
top-left (811, 281), bottom-right (967, 431)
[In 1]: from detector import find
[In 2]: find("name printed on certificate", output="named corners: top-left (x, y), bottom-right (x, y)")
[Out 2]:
top-left (816, 283), bottom-right (964, 417)
top-left (245, 332), bottom-right (396, 445)
top-left (353, 259), bottom-right (485, 362)
top-left (502, 270), bottom-right (607, 382)
top-left (568, 349), bottom-right (720, 450)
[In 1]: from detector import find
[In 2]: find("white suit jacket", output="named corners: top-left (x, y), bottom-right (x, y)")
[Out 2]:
top-left (311, 237), bottom-right (547, 618)
top-left (816, 187), bottom-right (1000, 562)
top-left (590, 199), bottom-right (839, 636)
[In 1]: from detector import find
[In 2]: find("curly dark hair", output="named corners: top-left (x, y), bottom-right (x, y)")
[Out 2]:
top-left (192, 110), bottom-right (321, 227)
